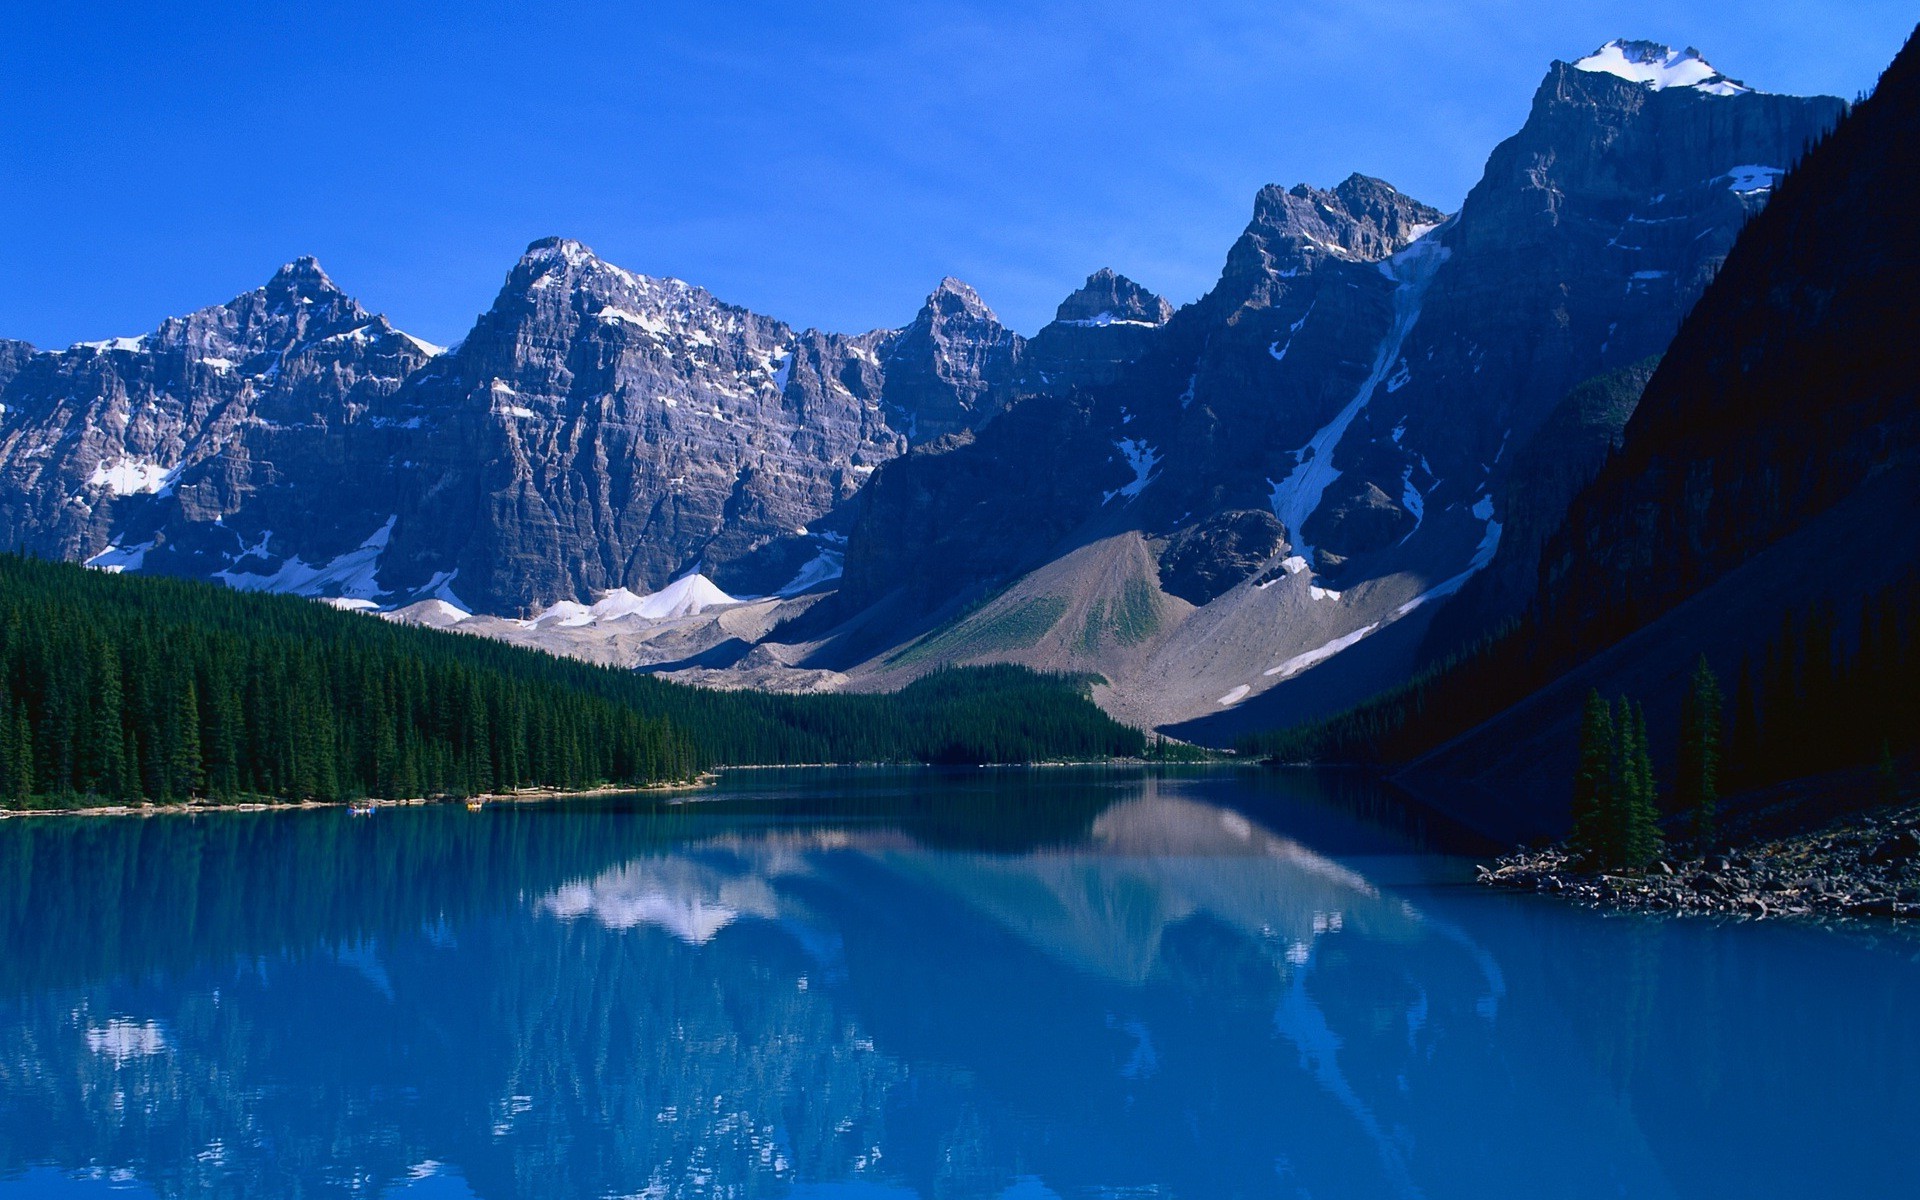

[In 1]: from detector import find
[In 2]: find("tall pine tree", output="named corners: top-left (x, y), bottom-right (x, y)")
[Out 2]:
top-left (1570, 689), bottom-right (1616, 867)
top-left (1676, 655), bottom-right (1724, 850)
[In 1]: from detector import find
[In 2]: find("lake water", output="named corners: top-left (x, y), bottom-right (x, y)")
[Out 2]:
top-left (1, 766), bottom-right (1916, 1199)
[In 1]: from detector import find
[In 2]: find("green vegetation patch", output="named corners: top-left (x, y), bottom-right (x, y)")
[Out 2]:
top-left (1079, 579), bottom-right (1162, 654)
top-left (889, 595), bottom-right (1068, 668)
top-left (1110, 579), bottom-right (1162, 646)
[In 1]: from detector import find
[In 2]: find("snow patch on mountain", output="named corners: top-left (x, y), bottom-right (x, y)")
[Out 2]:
top-left (1268, 227), bottom-right (1451, 557)
top-left (527, 574), bottom-right (740, 628)
top-left (1268, 302), bottom-right (1316, 364)
top-left (1395, 498), bottom-right (1505, 617)
top-left (85, 539), bottom-right (155, 573)
top-left (1571, 40), bottom-right (1751, 96)
top-left (1264, 623), bottom-right (1382, 681)
top-left (215, 517), bottom-right (395, 601)
top-left (1103, 438), bottom-right (1161, 504)
top-left (1722, 164), bottom-right (1785, 194)
top-left (777, 548), bottom-right (845, 597)
top-left (1061, 312), bottom-right (1159, 329)
top-left (89, 459), bottom-right (179, 497)
top-left (599, 307), bottom-right (670, 337)
top-left (74, 336), bottom-right (146, 353)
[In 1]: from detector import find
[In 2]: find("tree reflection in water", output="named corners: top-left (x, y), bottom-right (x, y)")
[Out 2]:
top-left (1, 767), bottom-right (1917, 1199)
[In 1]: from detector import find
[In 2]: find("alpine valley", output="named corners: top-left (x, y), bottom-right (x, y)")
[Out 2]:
top-left (9, 21), bottom-right (1920, 1198)
top-left (0, 40), bottom-right (1885, 806)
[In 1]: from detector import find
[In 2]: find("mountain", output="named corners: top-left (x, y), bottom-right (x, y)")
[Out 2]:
top-left (792, 42), bottom-right (1841, 734)
top-left (0, 244), bottom-right (1034, 614)
top-left (879, 277), bottom-right (1025, 442)
top-left (0, 40), bottom-right (1854, 736)
top-left (0, 259), bottom-right (438, 580)
top-left (360, 237), bottom-right (910, 611)
top-left (1257, 27), bottom-right (1920, 831)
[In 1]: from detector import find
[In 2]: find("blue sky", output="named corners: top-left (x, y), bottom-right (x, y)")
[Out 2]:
top-left (2, 2), bottom-right (1911, 347)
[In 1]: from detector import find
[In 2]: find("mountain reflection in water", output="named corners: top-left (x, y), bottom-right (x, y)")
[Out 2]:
top-left (1, 767), bottom-right (1916, 1199)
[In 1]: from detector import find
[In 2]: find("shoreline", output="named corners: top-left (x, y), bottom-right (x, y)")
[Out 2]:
top-left (0, 759), bottom-right (1231, 820)
top-left (0, 773), bottom-right (720, 820)
top-left (1478, 797), bottom-right (1920, 921)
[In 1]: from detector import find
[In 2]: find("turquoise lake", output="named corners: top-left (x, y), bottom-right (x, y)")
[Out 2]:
top-left (1, 766), bottom-right (1916, 1198)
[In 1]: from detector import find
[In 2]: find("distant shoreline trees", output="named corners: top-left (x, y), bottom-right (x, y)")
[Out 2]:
top-left (1571, 658), bottom-right (1729, 871)
top-left (1569, 691), bottom-right (1664, 870)
top-left (1238, 572), bottom-right (1918, 836)
top-left (0, 555), bottom-right (1144, 808)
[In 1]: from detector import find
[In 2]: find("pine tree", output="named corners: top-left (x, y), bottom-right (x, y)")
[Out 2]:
top-left (1677, 655), bottom-right (1724, 850)
top-left (1570, 689), bottom-right (1616, 867)
top-left (86, 637), bottom-right (126, 798)
top-left (1619, 701), bottom-right (1664, 870)
top-left (0, 694), bottom-right (19, 804)
top-left (165, 676), bottom-right (204, 800)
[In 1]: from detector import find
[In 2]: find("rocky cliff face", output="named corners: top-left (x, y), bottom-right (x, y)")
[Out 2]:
top-left (827, 42), bottom-right (1845, 735)
top-left (0, 244), bottom-right (1036, 614)
top-left (1023, 269), bottom-right (1172, 391)
top-left (1362, 47), bottom-right (1844, 574)
top-left (368, 238), bottom-right (911, 611)
top-left (1537, 29), bottom-right (1917, 652)
top-left (1418, 356), bottom-right (1660, 657)
top-left (0, 259), bottom-right (437, 579)
top-left (879, 278), bottom-right (1023, 443)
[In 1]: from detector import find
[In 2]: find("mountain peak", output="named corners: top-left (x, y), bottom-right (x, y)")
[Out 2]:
top-left (923, 277), bottom-right (999, 323)
top-left (522, 236), bottom-right (597, 267)
top-left (267, 255), bottom-right (340, 295)
top-left (1570, 40), bottom-right (1752, 96)
top-left (1244, 176), bottom-right (1446, 266)
top-left (1052, 269), bottom-right (1172, 327)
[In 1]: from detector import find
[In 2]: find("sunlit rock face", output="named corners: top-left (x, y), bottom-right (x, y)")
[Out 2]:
top-left (0, 259), bottom-right (437, 584)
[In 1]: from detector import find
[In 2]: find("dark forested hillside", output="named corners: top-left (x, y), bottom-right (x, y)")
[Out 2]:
top-left (0, 556), bottom-right (1143, 807)
top-left (1534, 28), bottom-right (1920, 654)
top-left (1239, 27), bottom-right (1920, 815)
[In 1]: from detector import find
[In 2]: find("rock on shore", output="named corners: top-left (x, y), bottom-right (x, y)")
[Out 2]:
top-left (1478, 800), bottom-right (1920, 920)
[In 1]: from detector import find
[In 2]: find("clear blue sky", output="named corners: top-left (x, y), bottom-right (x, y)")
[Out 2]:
top-left (2, 2), bottom-right (1911, 348)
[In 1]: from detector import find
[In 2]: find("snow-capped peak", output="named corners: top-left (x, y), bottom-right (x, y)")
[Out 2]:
top-left (522, 236), bottom-right (598, 269)
top-left (1571, 40), bottom-right (1752, 97)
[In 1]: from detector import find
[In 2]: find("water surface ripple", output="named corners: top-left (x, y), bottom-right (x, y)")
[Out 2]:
top-left (1, 767), bottom-right (1914, 1198)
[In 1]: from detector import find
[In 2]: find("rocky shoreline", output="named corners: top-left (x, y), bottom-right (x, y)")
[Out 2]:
top-left (1479, 798), bottom-right (1920, 920)
top-left (0, 775), bottom-right (719, 820)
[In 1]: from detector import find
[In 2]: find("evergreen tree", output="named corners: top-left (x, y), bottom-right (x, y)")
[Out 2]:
top-left (1588, 697), bottom-right (1664, 872)
top-left (86, 637), bottom-right (125, 797)
top-left (1569, 689), bottom-right (1616, 867)
top-left (0, 693), bottom-right (22, 803)
top-left (1618, 701), bottom-right (1664, 870)
top-left (1676, 655), bottom-right (1724, 850)
top-left (165, 675), bottom-right (204, 800)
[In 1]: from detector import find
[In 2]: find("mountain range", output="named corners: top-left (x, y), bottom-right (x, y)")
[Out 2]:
top-left (0, 39), bottom-right (1856, 747)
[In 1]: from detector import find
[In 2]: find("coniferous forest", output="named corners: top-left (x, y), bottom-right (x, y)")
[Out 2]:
top-left (0, 555), bottom-right (1144, 807)
top-left (1240, 571), bottom-right (1920, 832)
